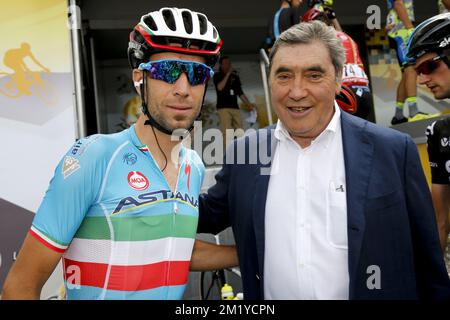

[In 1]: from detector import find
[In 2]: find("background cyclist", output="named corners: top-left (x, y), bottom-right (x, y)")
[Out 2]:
top-left (265, 0), bottom-right (304, 50)
top-left (407, 12), bottom-right (450, 269)
top-left (386, 0), bottom-right (429, 124)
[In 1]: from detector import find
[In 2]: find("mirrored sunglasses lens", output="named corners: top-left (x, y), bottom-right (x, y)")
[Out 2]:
top-left (189, 64), bottom-right (210, 85)
top-left (147, 60), bottom-right (211, 85)
top-left (417, 60), bottom-right (439, 75)
top-left (146, 61), bottom-right (180, 83)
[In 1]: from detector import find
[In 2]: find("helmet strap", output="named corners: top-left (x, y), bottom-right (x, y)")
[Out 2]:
top-left (442, 49), bottom-right (450, 69)
top-left (442, 56), bottom-right (450, 70)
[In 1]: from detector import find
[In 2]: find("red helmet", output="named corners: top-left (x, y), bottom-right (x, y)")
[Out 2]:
top-left (336, 85), bottom-right (358, 114)
top-left (302, 7), bottom-right (325, 22)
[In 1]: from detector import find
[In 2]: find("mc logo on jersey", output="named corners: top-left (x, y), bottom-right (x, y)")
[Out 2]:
top-left (127, 171), bottom-right (149, 190)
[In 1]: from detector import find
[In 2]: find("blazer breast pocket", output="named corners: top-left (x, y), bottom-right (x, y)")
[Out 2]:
top-left (366, 190), bottom-right (401, 213)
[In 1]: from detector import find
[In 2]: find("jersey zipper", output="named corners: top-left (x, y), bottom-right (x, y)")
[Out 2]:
top-left (141, 144), bottom-right (185, 298)
top-left (165, 147), bottom-right (184, 298)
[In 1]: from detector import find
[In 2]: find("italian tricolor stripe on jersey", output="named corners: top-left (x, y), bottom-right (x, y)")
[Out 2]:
top-left (64, 258), bottom-right (190, 291)
top-left (74, 214), bottom-right (197, 241)
top-left (138, 145), bottom-right (149, 153)
top-left (29, 225), bottom-right (68, 253)
top-left (64, 237), bottom-right (195, 265)
top-left (62, 214), bottom-right (197, 294)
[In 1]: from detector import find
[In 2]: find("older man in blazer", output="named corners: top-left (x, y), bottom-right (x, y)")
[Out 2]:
top-left (198, 21), bottom-right (450, 300)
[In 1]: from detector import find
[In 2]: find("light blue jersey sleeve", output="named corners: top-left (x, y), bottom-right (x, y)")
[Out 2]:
top-left (30, 135), bottom-right (109, 252)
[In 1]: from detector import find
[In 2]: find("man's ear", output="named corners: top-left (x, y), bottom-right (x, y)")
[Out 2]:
top-left (132, 69), bottom-right (143, 94)
top-left (335, 71), bottom-right (342, 95)
top-left (335, 81), bottom-right (342, 95)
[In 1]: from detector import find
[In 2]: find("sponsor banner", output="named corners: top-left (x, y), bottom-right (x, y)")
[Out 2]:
top-left (0, 0), bottom-right (76, 297)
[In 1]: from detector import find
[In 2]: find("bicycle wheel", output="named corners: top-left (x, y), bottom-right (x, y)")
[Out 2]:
top-left (30, 73), bottom-right (58, 105)
top-left (0, 73), bottom-right (21, 98)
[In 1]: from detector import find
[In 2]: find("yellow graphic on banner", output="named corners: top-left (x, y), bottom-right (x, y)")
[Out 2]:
top-left (0, 0), bottom-right (71, 72)
top-left (0, 0), bottom-right (70, 108)
top-left (0, 42), bottom-right (55, 102)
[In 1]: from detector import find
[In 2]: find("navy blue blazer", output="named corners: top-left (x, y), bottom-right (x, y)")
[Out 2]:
top-left (198, 112), bottom-right (450, 300)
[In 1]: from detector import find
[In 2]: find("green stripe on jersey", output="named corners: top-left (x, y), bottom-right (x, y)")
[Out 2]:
top-left (74, 214), bottom-right (198, 241)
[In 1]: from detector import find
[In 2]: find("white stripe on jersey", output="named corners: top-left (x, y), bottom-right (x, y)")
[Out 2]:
top-left (64, 237), bottom-right (195, 265)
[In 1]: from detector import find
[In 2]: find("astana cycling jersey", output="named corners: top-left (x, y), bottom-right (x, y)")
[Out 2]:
top-left (427, 117), bottom-right (450, 185)
top-left (336, 31), bottom-right (369, 86)
top-left (386, 0), bottom-right (415, 36)
top-left (29, 125), bottom-right (205, 300)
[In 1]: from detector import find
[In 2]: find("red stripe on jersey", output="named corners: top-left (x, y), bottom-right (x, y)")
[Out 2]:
top-left (63, 258), bottom-right (190, 291)
top-left (29, 229), bottom-right (66, 254)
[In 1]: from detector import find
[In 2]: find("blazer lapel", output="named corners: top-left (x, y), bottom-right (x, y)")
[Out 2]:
top-left (252, 126), bottom-right (276, 282)
top-left (341, 112), bottom-right (374, 293)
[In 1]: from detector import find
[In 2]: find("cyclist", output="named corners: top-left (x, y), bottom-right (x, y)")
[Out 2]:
top-left (2, 7), bottom-right (238, 300)
top-left (2, 42), bottom-right (50, 96)
top-left (265, 0), bottom-right (304, 50)
top-left (307, 0), bottom-right (343, 32)
top-left (386, 0), bottom-right (429, 124)
top-left (302, 7), bottom-right (374, 120)
top-left (407, 13), bottom-right (450, 259)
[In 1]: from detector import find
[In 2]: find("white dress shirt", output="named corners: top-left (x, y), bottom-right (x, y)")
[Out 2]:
top-left (264, 104), bottom-right (349, 300)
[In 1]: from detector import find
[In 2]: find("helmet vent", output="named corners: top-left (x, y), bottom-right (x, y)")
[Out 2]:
top-left (162, 9), bottom-right (176, 31)
top-left (182, 10), bottom-right (193, 34)
top-left (143, 15), bottom-right (158, 32)
top-left (198, 13), bottom-right (208, 35)
top-left (213, 27), bottom-right (218, 39)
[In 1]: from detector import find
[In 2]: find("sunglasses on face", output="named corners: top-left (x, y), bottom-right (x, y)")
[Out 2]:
top-left (138, 59), bottom-right (214, 86)
top-left (415, 55), bottom-right (445, 75)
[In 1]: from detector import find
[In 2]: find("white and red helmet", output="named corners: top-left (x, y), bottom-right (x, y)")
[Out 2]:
top-left (128, 7), bottom-right (222, 68)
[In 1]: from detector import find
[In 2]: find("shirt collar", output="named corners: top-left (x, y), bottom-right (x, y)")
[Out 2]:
top-left (274, 102), bottom-right (341, 149)
top-left (128, 124), bottom-right (186, 158)
top-left (129, 124), bottom-right (145, 149)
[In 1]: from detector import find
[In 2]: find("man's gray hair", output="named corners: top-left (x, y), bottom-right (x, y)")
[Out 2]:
top-left (269, 20), bottom-right (345, 82)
